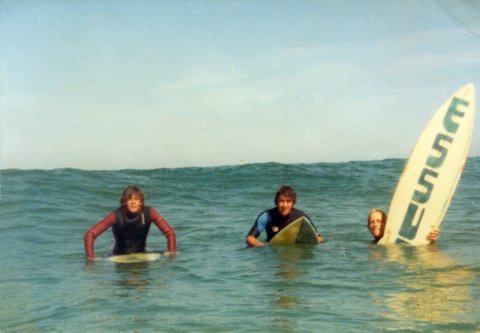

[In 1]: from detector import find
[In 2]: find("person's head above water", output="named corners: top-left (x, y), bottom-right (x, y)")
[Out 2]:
top-left (274, 186), bottom-right (297, 217)
top-left (367, 208), bottom-right (387, 243)
top-left (120, 186), bottom-right (145, 214)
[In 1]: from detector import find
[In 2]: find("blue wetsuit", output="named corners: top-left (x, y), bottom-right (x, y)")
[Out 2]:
top-left (247, 207), bottom-right (318, 242)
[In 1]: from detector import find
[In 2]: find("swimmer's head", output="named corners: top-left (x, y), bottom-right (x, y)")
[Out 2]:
top-left (120, 186), bottom-right (145, 207)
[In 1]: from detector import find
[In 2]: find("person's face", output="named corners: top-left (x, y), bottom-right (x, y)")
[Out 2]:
top-left (126, 195), bottom-right (142, 214)
top-left (368, 211), bottom-right (385, 239)
top-left (276, 195), bottom-right (294, 217)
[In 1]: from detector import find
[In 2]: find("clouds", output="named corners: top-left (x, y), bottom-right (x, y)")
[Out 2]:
top-left (1, 1), bottom-right (479, 169)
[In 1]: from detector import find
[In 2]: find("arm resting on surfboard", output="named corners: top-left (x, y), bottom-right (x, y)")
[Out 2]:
top-left (84, 212), bottom-right (116, 260)
top-left (150, 208), bottom-right (177, 253)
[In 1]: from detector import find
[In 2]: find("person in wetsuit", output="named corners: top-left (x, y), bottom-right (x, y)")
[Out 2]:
top-left (367, 208), bottom-right (440, 244)
top-left (246, 185), bottom-right (324, 247)
top-left (84, 186), bottom-right (176, 260)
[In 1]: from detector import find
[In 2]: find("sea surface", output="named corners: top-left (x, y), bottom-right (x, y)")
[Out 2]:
top-left (1, 158), bottom-right (479, 333)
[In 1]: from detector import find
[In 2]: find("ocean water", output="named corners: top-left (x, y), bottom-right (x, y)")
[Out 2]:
top-left (1, 158), bottom-right (479, 333)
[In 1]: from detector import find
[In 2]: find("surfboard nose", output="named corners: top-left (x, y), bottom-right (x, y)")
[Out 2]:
top-left (466, 83), bottom-right (474, 90)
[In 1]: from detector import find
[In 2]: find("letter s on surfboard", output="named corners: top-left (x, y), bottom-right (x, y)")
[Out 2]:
top-left (379, 84), bottom-right (475, 246)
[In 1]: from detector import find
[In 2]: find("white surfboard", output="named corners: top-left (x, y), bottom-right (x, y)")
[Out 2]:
top-left (268, 217), bottom-right (318, 245)
top-left (108, 252), bottom-right (161, 263)
top-left (379, 83), bottom-right (475, 245)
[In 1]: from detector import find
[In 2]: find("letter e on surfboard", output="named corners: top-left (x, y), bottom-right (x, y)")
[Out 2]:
top-left (379, 84), bottom-right (475, 246)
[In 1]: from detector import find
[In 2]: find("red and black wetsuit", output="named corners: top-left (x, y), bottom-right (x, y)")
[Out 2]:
top-left (84, 206), bottom-right (176, 258)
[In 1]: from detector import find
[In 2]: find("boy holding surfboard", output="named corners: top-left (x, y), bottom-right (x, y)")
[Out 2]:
top-left (246, 186), bottom-right (324, 247)
top-left (84, 186), bottom-right (176, 260)
top-left (367, 208), bottom-right (440, 245)
top-left (369, 84), bottom-right (475, 246)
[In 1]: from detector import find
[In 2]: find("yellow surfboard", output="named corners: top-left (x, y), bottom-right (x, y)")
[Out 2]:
top-left (268, 217), bottom-right (318, 245)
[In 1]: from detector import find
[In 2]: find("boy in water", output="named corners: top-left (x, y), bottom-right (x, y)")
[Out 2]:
top-left (246, 185), bottom-right (324, 247)
top-left (84, 186), bottom-right (176, 260)
top-left (367, 208), bottom-right (440, 244)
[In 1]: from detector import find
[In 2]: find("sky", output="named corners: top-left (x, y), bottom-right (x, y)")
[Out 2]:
top-left (1, 0), bottom-right (479, 170)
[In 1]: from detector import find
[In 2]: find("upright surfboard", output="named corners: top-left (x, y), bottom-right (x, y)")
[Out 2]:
top-left (268, 217), bottom-right (318, 245)
top-left (379, 83), bottom-right (475, 245)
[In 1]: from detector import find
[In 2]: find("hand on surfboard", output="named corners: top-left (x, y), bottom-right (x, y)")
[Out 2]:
top-left (427, 228), bottom-right (441, 243)
top-left (163, 251), bottom-right (177, 258)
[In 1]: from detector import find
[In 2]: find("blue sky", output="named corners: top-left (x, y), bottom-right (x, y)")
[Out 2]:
top-left (1, 1), bottom-right (479, 170)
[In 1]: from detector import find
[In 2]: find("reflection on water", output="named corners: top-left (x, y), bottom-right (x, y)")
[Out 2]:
top-left (373, 246), bottom-right (474, 328)
top-left (113, 263), bottom-right (152, 290)
top-left (84, 260), bottom-right (155, 303)
top-left (268, 245), bottom-right (317, 331)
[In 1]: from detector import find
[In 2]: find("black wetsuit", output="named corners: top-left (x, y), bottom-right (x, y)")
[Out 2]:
top-left (247, 208), bottom-right (317, 242)
top-left (112, 207), bottom-right (152, 254)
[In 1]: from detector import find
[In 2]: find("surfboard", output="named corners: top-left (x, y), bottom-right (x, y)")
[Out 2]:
top-left (268, 217), bottom-right (318, 245)
top-left (108, 252), bottom-right (161, 263)
top-left (378, 83), bottom-right (476, 245)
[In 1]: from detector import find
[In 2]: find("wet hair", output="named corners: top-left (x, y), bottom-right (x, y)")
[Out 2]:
top-left (367, 208), bottom-right (387, 224)
top-left (274, 185), bottom-right (297, 204)
top-left (120, 186), bottom-right (145, 206)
